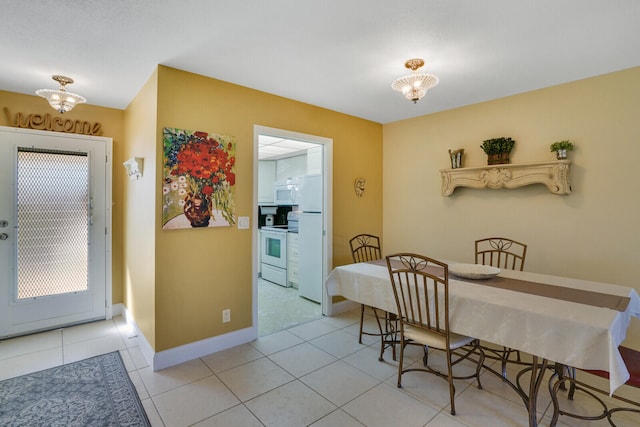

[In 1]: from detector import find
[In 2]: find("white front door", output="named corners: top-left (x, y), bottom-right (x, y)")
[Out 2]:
top-left (0, 126), bottom-right (112, 338)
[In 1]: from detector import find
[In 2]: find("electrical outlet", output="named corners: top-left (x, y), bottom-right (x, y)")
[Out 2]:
top-left (222, 309), bottom-right (231, 323)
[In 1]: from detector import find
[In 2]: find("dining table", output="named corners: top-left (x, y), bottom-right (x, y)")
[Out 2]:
top-left (325, 259), bottom-right (640, 427)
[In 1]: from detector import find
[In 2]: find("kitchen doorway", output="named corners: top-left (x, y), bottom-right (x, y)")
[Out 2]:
top-left (253, 125), bottom-right (332, 337)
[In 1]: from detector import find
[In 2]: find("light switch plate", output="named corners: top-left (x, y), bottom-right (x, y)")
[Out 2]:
top-left (237, 216), bottom-right (249, 229)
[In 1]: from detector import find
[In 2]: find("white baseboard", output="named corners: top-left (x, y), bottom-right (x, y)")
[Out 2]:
top-left (119, 305), bottom-right (257, 371)
top-left (117, 299), bottom-right (352, 371)
top-left (112, 303), bottom-right (123, 317)
top-left (152, 327), bottom-right (257, 371)
top-left (120, 306), bottom-right (156, 369)
top-left (329, 299), bottom-right (359, 315)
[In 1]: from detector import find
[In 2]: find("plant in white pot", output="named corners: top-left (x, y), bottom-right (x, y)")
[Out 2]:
top-left (549, 140), bottom-right (573, 160)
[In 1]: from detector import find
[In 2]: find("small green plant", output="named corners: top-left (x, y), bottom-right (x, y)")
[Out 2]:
top-left (480, 137), bottom-right (516, 155)
top-left (549, 140), bottom-right (574, 152)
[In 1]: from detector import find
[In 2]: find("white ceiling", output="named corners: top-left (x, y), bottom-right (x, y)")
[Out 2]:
top-left (1, 1), bottom-right (638, 124)
top-left (258, 135), bottom-right (319, 160)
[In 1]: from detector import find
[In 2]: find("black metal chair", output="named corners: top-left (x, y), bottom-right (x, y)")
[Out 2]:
top-left (349, 234), bottom-right (397, 361)
top-left (475, 237), bottom-right (528, 377)
top-left (475, 237), bottom-right (527, 271)
top-left (386, 253), bottom-right (484, 416)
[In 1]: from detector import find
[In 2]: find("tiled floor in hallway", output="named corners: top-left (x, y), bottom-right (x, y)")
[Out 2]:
top-left (1, 310), bottom-right (636, 427)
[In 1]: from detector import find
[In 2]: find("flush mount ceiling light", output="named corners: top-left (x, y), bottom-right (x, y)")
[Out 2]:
top-left (391, 58), bottom-right (439, 104)
top-left (36, 75), bottom-right (86, 113)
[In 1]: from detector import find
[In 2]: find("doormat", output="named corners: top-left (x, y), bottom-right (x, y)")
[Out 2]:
top-left (0, 351), bottom-right (150, 426)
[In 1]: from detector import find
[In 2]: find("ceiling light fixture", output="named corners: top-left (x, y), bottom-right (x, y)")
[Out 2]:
top-left (36, 75), bottom-right (86, 113)
top-left (391, 58), bottom-right (439, 104)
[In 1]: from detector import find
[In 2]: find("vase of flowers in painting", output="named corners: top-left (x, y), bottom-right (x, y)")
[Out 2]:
top-left (183, 192), bottom-right (211, 227)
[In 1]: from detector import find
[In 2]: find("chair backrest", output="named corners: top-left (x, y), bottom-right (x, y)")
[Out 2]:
top-left (349, 234), bottom-right (382, 263)
top-left (475, 237), bottom-right (527, 271)
top-left (386, 253), bottom-right (450, 341)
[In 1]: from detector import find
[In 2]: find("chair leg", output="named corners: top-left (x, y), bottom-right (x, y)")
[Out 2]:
top-left (360, 306), bottom-right (398, 362)
top-left (446, 349), bottom-right (457, 415)
top-left (371, 307), bottom-right (385, 359)
top-left (397, 336), bottom-right (406, 388)
top-left (423, 345), bottom-right (429, 367)
top-left (358, 304), bottom-right (365, 344)
top-left (388, 313), bottom-right (398, 361)
top-left (376, 310), bottom-right (396, 362)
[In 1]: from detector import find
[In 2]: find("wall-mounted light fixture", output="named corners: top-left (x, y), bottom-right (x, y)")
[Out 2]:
top-left (123, 157), bottom-right (143, 180)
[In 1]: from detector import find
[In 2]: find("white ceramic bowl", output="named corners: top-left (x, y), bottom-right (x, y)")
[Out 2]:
top-left (448, 263), bottom-right (501, 280)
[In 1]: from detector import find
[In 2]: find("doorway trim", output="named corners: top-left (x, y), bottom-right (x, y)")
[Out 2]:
top-left (253, 125), bottom-right (333, 336)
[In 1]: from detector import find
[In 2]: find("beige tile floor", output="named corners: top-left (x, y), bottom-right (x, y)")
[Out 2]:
top-left (258, 278), bottom-right (322, 336)
top-left (1, 311), bottom-right (637, 427)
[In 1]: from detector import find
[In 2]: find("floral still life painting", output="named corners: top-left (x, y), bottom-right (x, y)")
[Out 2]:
top-left (162, 128), bottom-right (236, 229)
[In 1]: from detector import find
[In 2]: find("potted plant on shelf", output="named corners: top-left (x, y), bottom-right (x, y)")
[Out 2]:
top-left (480, 137), bottom-right (516, 165)
top-left (549, 140), bottom-right (573, 160)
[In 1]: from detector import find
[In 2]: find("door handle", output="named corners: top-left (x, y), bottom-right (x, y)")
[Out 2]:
top-left (0, 233), bottom-right (8, 240)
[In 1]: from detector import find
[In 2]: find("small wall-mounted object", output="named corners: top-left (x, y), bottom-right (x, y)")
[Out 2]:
top-left (123, 157), bottom-right (143, 180)
top-left (440, 160), bottom-right (571, 196)
top-left (354, 177), bottom-right (366, 197)
top-left (448, 149), bottom-right (464, 169)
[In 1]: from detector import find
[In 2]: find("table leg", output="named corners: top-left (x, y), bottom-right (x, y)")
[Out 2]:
top-left (483, 353), bottom-right (549, 427)
top-left (526, 356), bottom-right (548, 427)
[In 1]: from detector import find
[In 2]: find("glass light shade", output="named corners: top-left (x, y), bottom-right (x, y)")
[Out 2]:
top-left (36, 88), bottom-right (87, 113)
top-left (392, 73), bottom-right (439, 103)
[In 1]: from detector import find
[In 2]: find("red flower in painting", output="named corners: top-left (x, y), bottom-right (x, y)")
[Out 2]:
top-left (226, 172), bottom-right (236, 186)
top-left (164, 129), bottom-right (237, 225)
top-left (171, 133), bottom-right (236, 188)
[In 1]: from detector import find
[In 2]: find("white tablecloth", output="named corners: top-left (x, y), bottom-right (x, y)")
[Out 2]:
top-left (326, 262), bottom-right (640, 394)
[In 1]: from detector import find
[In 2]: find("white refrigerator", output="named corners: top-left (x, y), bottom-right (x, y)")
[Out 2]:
top-left (297, 174), bottom-right (323, 303)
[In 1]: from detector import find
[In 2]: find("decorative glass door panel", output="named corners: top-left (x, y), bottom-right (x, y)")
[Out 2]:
top-left (16, 148), bottom-right (90, 299)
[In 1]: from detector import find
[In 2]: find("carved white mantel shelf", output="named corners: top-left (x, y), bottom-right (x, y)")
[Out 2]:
top-left (440, 160), bottom-right (571, 196)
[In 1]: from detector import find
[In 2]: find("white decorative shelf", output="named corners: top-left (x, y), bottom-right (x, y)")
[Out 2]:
top-left (440, 160), bottom-right (571, 196)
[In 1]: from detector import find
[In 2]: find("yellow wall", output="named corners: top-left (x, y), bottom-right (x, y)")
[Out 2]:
top-left (151, 66), bottom-right (383, 351)
top-left (122, 70), bottom-right (159, 348)
top-left (0, 90), bottom-right (126, 305)
top-left (0, 70), bottom-right (383, 353)
top-left (11, 67), bottom-right (632, 353)
top-left (382, 67), bottom-right (640, 348)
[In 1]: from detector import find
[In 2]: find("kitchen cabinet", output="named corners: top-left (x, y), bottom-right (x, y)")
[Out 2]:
top-left (276, 155), bottom-right (307, 182)
top-left (287, 232), bottom-right (299, 288)
top-left (258, 160), bottom-right (276, 204)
